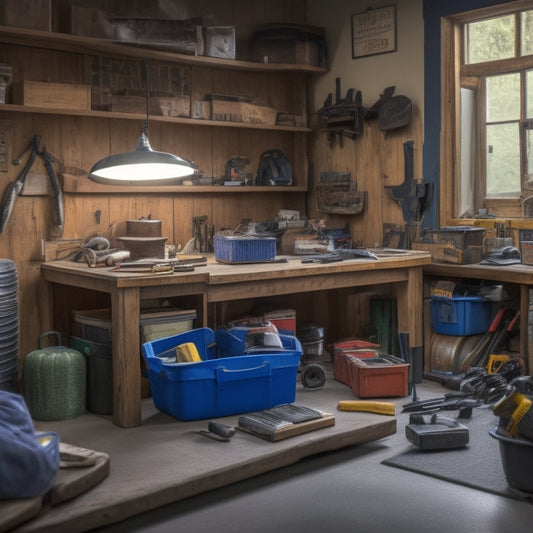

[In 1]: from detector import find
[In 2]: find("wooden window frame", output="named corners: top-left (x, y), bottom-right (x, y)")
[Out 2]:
top-left (441, 0), bottom-right (533, 224)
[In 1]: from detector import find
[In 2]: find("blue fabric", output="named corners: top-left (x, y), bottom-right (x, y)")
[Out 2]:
top-left (0, 390), bottom-right (60, 499)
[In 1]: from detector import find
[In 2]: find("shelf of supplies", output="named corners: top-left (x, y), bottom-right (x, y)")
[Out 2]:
top-left (62, 172), bottom-right (308, 194)
top-left (0, 25), bottom-right (328, 74)
top-left (0, 104), bottom-right (312, 133)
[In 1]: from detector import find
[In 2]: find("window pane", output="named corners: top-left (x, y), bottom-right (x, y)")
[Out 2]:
top-left (466, 15), bottom-right (515, 64)
top-left (526, 130), bottom-right (533, 183)
top-left (528, 70), bottom-right (533, 118)
top-left (521, 10), bottom-right (533, 56)
top-left (486, 123), bottom-right (520, 196)
top-left (486, 73), bottom-right (520, 122)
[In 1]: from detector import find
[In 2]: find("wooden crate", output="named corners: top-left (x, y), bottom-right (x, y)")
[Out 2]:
top-left (210, 95), bottom-right (278, 125)
top-left (0, 0), bottom-right (51, 31)
top-left (13, 81), bottom-right (91, 110)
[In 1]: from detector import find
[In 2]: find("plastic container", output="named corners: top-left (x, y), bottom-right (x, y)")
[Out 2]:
top-left (333, 350), bottom-right (408, 398)
top-left (214, 234), bottom-right (276, 263)
top-left (70, 336), bottom-right (113, 415)
top-left (429, 295), bottom-right (492, 336)
top-left (333, 338), bottom-right (380, 386)
top-left (73, 308), bottom-right (112, 343)
top-left (348, 354), bottom-right (408, 398)
top-left (142, 328), bottom-right (302, 420)
top-left (489, 427), bottom-right (533, 493)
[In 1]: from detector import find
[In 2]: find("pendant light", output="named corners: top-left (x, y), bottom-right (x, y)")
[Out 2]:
top-left (89, 59), bottom-right (196, 186)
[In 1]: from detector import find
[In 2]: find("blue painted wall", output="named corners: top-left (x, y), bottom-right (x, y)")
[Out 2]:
top-left (423, 0), bottom-right (513, 228)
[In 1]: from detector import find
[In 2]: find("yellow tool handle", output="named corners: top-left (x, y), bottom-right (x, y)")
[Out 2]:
top-left (176, 342), bottom-right (202, 363)
top-left (337, 400), bottom-right (395, 416)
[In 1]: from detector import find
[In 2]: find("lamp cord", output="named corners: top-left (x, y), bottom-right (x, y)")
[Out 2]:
top-left (142, 58), bottom-right (149, 134)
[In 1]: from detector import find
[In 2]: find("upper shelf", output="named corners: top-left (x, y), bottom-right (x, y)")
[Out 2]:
top-left (0, 25), bottom-right (328, 74)
top-left (0, 103), bottom-right (312, 132)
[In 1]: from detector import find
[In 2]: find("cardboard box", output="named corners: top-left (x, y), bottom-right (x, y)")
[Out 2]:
top-left (204, 26), bottom-right (236, 59)
top-left (0, 0), bottom-right (51, 31)
top-left (13, 81), bottom-right (91, 110)
top-left (68, 5), bottom-right (113, 38)
top-left (209, 95), bottom-right (278, 125)
top-left (142, 328), bottom-right (303, 420)
top-left (112, 18), bottom-right (204, 55)
top-left (411, 241), bottom-right (485, 264)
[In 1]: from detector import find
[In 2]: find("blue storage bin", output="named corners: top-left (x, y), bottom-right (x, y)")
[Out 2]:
top-left (142, 328), bottom-right (302, 420)
top-left (430, 295), bottom-right (492, 335)
top-left (214, 235), bottom-right (277, 263)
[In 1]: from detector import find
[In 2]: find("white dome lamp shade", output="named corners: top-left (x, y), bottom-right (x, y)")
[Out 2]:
top-left (89, 60), bottom-right (196, 186)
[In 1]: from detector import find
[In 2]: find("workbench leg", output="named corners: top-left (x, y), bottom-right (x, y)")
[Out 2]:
top-left (111, 286), bottom-right (141, 428)
top-left (521, 284), bottom-right (530, 375)
top-left (395, 266), bottom-right (423, 347)
top-left (395, 266), bottom-right (423, 381)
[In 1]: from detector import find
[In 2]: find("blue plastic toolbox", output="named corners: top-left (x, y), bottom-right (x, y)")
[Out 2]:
top-left (429, 295), bottom-right (492, 336)
top-left (142, 328), bottom-right (302, 420)
top-left (214, 234), bottom-right (277, 263)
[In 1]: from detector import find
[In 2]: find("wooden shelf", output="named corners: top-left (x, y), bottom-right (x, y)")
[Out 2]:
top-left (0, 25), bottom-right (328, 74)
top-left (62, 172), bottom-right (308, 194)
top-left (0, 103), bottom-right (312, 133)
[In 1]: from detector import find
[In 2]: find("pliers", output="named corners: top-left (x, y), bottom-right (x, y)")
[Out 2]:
top-left (0, 135), bottom-right (64, 236)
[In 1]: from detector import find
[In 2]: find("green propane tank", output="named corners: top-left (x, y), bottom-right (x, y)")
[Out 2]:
top-left (23, 331), bottom-right (86, 421)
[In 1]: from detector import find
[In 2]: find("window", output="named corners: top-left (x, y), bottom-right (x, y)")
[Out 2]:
top-left (442, 4), bottom-right (533, 221)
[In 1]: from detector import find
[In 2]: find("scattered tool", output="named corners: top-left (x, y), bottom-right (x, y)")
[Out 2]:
top-left (338, 400), bottom-right (395, 416)
top-left (301, 248), bottom-right (378, 264)
top-left (402, 394), bottom-right (481, 419)
top-left (405, 412), bottom-right (469, 451)
top-left (198, 420), bottom-right (236, 442)
top-left (493, 388), bottom-right (533, 440)
top-left (237, 404), bottom-right (334, 441)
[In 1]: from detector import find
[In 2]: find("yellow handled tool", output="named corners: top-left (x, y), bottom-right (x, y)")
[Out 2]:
top-left (337, 400), bottom-right (395, 416)
top-left (176, 342), bottom-right (202, 363)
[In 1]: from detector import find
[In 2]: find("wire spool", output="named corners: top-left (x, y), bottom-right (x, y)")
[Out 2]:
top-left (430, 333), bottom-right (483, 373)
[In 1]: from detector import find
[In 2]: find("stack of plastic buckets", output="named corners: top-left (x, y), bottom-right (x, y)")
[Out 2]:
top-left (0, 259), bottom-right (19, 392)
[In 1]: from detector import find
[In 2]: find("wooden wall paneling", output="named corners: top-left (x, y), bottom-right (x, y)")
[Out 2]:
top-left (353, 122), bottom-right (385, 248)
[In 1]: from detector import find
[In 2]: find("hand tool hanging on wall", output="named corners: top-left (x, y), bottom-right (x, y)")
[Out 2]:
top-left (317, 77), bottom-right (363, 144)
top-left (385, 140), bottom-right (431, 223)
top-left (0, 135), bottom-right (64, 236)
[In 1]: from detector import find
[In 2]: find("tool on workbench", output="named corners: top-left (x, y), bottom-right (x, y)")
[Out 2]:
top-left (198, 420), bottom-right (236, 442)
top-left (237, 404), bottom-right (334, 441)
top-left (301, 248), bottom-right (378, 263)
top-left (0, 134), bottom-right (64, 236)
top-left (405, 412), bottom-right (469, 451)
top-left (337, 400), bottom-right (395, 416)
top-left (385, 140), bottom-right (432, 223)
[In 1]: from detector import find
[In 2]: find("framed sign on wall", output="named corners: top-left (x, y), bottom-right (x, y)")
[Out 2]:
top-left (351, 5), bottom-right (397, 59)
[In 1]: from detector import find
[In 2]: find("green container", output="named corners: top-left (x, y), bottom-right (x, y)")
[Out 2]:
top-left (70, 336), bottom-right (113, 415)
top-left (23, 331), bottom-right (86, 421)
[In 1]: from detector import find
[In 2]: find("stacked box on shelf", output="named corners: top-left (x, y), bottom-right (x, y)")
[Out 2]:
top-left (142, 327), bottom-right (303, 420)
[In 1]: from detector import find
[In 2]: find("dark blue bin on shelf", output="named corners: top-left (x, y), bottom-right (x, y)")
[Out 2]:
top-left (142, 328), bottom-right (302, 420)
top-left (429, 295), bottom-right (492, 336)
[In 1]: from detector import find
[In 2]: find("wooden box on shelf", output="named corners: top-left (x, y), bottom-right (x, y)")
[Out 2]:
top-left (12, 81), bottom-right (91, 110)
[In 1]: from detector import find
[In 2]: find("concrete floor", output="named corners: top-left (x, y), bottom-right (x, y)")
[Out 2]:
top-left (96, 380), bottom-right (533, 533)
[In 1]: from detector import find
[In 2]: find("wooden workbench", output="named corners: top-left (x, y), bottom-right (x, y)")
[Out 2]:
top-left (41, 251), bottom-right (430, 427)
top-left (424, 262), bottom-right (533, 374)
